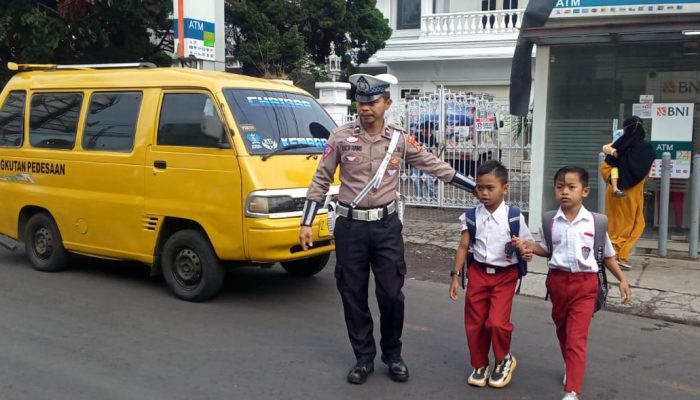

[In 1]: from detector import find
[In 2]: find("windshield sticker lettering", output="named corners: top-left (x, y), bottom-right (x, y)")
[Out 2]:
top-left (246, 96), bottom-right (312, 109)
top-left (240, 124), bottom-right (256, 132)
top-left (261, 138), bottom-right (278, 150)
top-left (0, 160), bottom-right (66, 176)
top-left (245, 133), bottom-right (263, 149)
top-left (280, 137), bottom-right (327, 148)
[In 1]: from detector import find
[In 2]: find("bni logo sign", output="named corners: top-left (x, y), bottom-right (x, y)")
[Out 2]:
top-left (656, 106), bottom-right (690, 117)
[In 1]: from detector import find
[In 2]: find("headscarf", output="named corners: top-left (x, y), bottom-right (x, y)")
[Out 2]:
top-left (605, 115), bottom-right (655, 189)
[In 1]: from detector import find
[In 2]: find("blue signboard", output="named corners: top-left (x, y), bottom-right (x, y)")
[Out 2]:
top-left (552, 0), bottom-right (700, 17)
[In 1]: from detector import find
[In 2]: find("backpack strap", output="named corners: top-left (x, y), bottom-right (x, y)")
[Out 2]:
top-left (592, 212), bottom-right (610, 313)
top-left (541, 210), bottom-right (557, 301)
top-left (591, 212), bottom-right (608, 266)
top-left (508, 206), bottom-right (528, 293)
top-left (541, 210), bottom-right (557, 256)
top-left (461, 207), bottom-right (477, 289)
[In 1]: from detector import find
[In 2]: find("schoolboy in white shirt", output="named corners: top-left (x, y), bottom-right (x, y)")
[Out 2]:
top-left (513, 166), bottom-right (632, 400)
top-left (449, 160), bottom-right (534, 389)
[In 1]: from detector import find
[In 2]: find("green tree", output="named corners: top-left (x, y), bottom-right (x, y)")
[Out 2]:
top-left (226, 0), bottom-right (306, 78)
top-left (226, 0), bottom-right (391, 80)
top-left (0, 0), bottom-right (173, 86)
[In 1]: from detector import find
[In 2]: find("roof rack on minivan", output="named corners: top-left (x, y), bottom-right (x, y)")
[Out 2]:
top-left (7, 62), bottom-right (157, 71)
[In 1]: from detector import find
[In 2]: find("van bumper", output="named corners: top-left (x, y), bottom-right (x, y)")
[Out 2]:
top-left (244, 215), bottom-right (334, 262)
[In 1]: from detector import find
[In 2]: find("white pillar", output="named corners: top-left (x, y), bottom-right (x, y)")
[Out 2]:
top-left (316, 82), bottom-right (352, 126)
top-left (528, 45), bottom-right (550, 233)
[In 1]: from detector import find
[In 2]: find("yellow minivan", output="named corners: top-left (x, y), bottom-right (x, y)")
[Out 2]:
top-left (0, 62), bottom-right (338, 301)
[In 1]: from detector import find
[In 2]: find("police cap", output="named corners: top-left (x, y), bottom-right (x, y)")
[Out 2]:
top-left (349, 73), bottom-right (398, 103)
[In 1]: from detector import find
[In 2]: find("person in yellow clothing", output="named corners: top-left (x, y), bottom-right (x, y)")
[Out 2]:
top-left (600, 116), bottom-right (655, 270)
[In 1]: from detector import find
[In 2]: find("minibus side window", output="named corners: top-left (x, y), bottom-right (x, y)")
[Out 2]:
top-left (83, 92), bottom-right (142, 152)
top-left (157, 93), bottom-right (228, 148)
top-left (0, 91), bottom-right (25, 147)
top-left (29, 93), bottom-right (83, 150)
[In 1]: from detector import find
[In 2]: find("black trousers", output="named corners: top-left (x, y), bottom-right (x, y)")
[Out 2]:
top-left (333, 213), bottom-right (406, 363)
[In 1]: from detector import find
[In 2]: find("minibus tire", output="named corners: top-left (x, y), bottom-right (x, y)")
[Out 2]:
top-left (281, 253), bottom-right (330, 277)
top-left (24, 213), bottom-right (69, 272)
top-left (161, 230), bottom-right (225, 302)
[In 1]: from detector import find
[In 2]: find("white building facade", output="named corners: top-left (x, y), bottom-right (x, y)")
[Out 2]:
top-left (365, 0), bottom-right (532, 101)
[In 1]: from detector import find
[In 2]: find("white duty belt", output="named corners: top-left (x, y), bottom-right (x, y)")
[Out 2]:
top-left (336, 202), bottom-right (396, 222)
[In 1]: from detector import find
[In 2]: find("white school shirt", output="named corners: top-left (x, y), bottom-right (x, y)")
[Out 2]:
top-left (459, 201), bottom-right (534, 267)
top-left (538, 206), bottom-right (616, 273)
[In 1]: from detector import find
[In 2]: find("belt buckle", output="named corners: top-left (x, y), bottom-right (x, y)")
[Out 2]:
top-left (368, 209), bottom-right (380, 221)
top-left (486, 267), bottom-right (496, 274)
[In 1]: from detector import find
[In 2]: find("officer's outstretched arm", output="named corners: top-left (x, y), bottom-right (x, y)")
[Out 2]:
top-left (450, 172), bottom-right (476, 193)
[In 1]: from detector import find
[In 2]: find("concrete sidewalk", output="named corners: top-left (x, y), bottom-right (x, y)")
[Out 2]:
top-left (402, 207), bottom-right (700, 326)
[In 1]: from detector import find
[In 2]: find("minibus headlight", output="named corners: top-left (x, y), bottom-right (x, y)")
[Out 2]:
top-left (247, 195), bottom-right (299, 214)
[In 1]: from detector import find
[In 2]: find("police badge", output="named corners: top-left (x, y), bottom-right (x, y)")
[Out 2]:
top-left (581, 246), bottom-right (591, 260)
top-left (356, 76), bottom-right (370, 92)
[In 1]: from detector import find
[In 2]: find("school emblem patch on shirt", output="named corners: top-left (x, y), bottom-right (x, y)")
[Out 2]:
top-left (322, 143), bottom-right (334, 160)
top-left (581, 246), bottom-right (591, 260)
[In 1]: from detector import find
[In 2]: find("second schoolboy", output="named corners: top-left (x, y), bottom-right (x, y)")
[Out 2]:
top-left (449, 160), bottom-right (533, 389)
top-left (513, 166), bottom-right (632, 400)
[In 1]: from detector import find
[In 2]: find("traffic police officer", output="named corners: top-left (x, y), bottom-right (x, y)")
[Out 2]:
top-left (299, 73), bottom-right (475, 384)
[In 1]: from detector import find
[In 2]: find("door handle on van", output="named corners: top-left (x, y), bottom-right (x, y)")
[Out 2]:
top-left (154, 160), bottom-right (167, 169)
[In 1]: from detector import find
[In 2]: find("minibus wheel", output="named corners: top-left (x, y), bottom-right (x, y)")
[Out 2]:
top-left (161, 230), bottom-right (225, 302)
top-left (24, 213), bottom-right (69, 272)
top-left (281, 253), bottom-right (330, 277)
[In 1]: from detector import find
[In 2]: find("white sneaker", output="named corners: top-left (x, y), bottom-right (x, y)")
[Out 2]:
top-left (488, 355), bottom-right (517, 388)
top-left (562, 391), bottom-right (579, 400)
top-left (467, 365), bottom-right (490, 387)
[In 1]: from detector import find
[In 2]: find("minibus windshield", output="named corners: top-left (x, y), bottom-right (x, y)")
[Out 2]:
top-left (224, 89), bottom-right (336, 156)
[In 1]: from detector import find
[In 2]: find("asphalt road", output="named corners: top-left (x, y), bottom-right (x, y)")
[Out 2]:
top-left (0, 245), bottom-right (699, 400)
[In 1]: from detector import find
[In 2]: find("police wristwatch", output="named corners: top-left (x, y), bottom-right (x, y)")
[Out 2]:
top-left (450, 270), bottom-right (461, 277)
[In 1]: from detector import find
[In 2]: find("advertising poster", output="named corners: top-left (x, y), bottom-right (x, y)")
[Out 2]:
top-left (649, 103), bottom-right (694, 179)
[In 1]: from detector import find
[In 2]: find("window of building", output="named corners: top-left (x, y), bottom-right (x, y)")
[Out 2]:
top-left (0, 91), bottom-right (26, 147)
top-left (158, 93), bottom-right (228, 148)
top-left (30, 93), bottom-right (82, 149)
top-left (397, 0), bottom-right (421, 30)
top-left (482, 0), bottom-right (496, 11)
top-left (401, 88), bottom-right (421, 99)
top-left (83, 92), bottom-right (142, 152)
top-left (503, 0), bottom-right (518, 9)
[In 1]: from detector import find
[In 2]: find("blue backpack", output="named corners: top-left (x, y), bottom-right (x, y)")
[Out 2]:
top-left (461, 206), bottom-right (528, 290)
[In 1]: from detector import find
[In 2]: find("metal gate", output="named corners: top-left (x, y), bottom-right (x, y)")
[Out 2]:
top-left (385, 88), bottom-right (532, 211)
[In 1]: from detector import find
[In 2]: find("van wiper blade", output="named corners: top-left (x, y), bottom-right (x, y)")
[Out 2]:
top-left (261, 144), bottom-right (319, 161)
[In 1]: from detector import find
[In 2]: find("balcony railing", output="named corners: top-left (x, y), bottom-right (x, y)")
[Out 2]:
top-left (421, 9), bottom-right (524, 36)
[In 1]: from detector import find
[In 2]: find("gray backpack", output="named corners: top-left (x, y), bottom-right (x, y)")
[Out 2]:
top-left (541, 211), bottom-right (609, 313)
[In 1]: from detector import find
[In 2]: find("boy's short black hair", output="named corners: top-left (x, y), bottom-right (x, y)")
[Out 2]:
top-left (554, 166), bottom-right (589, 187)
top-left (476, 160), bottom-right (508, 184)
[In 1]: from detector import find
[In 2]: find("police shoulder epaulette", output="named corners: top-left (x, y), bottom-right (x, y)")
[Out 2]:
top-left (389, 123), bottom-right (406, 133)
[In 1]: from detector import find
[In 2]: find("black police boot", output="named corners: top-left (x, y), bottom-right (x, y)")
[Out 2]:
top-left (346, 361), bottom-right (374, 384)
top-left (381, 355), bottom-right (409, 382)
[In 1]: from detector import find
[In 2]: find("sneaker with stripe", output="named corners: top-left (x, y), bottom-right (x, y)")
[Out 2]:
top-left (467, 366), bottom-right (490, 387)
top-left (488, 355), bottom-right (517, 388)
